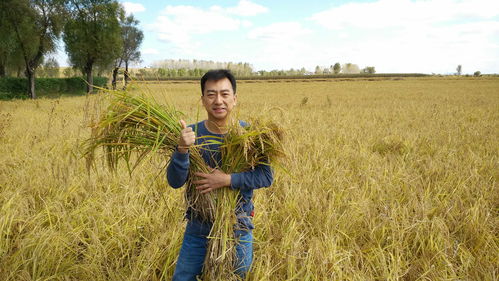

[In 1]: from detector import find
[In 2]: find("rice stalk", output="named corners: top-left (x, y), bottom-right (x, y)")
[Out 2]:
top-left (82, 91), bottom-right (215, 221)
top-left (203, 120), bottom-right (285, 280)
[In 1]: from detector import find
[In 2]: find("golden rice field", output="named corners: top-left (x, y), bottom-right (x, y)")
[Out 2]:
top-left (0, 77), bottom-right (498, 280)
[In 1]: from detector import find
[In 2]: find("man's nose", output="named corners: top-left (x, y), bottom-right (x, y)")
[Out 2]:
top-left (214, 94), bottom-right (223, 104)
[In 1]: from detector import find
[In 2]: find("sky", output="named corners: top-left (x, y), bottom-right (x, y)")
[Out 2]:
top-left (56, 0), bottom-right (499, 74)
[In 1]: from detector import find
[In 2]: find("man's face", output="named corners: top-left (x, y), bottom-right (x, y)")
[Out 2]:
top-left (202, 78), bottom-right (237, 122)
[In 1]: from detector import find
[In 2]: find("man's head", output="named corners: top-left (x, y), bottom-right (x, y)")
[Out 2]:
top-left (200, 69), bottom-right (236, 95)
top-left (200, 69), bottom-right (237, 124)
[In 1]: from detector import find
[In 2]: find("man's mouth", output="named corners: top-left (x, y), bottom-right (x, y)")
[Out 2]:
top-left (213, 108), bottom-right (225, 113)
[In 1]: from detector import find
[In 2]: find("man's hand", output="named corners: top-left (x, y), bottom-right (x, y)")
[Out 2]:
top-left (178, 120), bottom-right (195, 154)
top-left (193, 169), bottom-right (231, 194)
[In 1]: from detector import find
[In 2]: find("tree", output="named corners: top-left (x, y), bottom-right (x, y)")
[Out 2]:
top-left (112, 12), bottom-right (143, 90)
top-left (314, 66), bottom-right (322, 75)
top-left (362, 66), bottom-right (376, 74)
top-left (456, 65), bottom-right (462, 76)
top-left (342, 63), bottom-right (360, 74)
top-left (155, 68), bottom-right (165, 77)
top-left (9, 48), bottom-right (29, 77)
top-left (177, 68), bottom-right (186, 77)
top-left (473, 71), bottom-right (481, 77)
top-left (0, 0), bottom-right (66, 98)
top-left (0, 15), bottom-right (18, 77)
top-left (333, 63), bottom-right (341, 74)
top-left (64, 0), bottom-right (123, 94)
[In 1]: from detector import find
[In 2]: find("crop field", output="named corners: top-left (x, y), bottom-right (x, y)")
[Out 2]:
top-left (0, 77), bottom-right (498, 280)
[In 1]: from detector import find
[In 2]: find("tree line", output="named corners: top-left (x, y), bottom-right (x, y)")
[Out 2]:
top-left (314, 63), bottom-right (375, 75)
top-left (131, 61), bottom-right (376, 79)
top-left (0, 0), bottom-right (143, 98)
top-left (148, 60), bottom-right (254, 78)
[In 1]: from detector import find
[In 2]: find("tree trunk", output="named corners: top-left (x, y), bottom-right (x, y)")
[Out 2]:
top-left (85, 62), bottom-right (93, 94)
top-left (123, 61), bottom-right (129, 90)
top-left (0, 63), bottom-right (5, 77)
top-left (112, 67), bottom-right (119, 90)
top-left (26, 68), bottom-right (36, 99)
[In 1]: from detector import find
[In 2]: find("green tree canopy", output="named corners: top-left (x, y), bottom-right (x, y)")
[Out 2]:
top-left (64, 0), bottom-right (123, 93)
top-left (362, 66), bottom-right (376, 74)
top-left (112, 12), bottom-right (143, 89)
top-left (0, 0), bottom-right (66, 98)
top-left (121, 15), bottom-right (143, 69)
top-left (333, 62), bottom-right (341, 74)
top-left (0, 14), bottom-right (18, 77)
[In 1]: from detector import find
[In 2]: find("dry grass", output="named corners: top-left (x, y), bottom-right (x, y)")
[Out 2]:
top-left (0, 77), bottom-right (498, 280)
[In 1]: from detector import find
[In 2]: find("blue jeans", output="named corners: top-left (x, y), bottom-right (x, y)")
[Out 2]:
top-left (172, 219), bottom-right (253, 281)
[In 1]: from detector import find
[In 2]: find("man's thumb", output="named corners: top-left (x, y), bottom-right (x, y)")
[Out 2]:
top-left (180, 119), bottom-right (187, 129)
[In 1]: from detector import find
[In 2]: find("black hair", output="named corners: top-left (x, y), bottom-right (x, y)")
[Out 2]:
top-left (200, 69), bottom-right (237, 95)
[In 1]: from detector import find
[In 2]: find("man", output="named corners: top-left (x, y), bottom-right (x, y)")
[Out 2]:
top-left (166, 69), bottom-right (273, 280)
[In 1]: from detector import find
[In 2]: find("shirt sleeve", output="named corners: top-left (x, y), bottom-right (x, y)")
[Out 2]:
top-left (230, 164), bottom-right (274, 191)
top-left (166, 150), bottom-right (190, 188)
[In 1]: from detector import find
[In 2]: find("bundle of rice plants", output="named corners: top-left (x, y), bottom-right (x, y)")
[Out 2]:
top-left (202, 121), bottom-right (284, 280)
top-left (83, 91), bottom-right (284, 279)
top-left (83, 91), bottom-right (216, 220)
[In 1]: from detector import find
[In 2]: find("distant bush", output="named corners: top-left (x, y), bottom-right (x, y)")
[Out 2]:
top-left (474, 71), bottom-right (481, 77)
top-left (0, 77), bottom-right (108, 99)
top-left (0, 78), bottom-right (26, 99)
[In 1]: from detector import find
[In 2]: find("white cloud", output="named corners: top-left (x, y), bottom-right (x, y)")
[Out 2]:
top-left (149, 2), bottom-right (268, 54)
top-left (242, 20), bottom-right (253, 28)
top-left (150, 6), bottom-right (240, 53)
top-left (121, 2), bottom-right (145, 15)
top-left (310, 0), bottom-right (498, 30)
top-left (248, 22), bottom-right (311, 40)
top-left (227, 0), bottom-right (268, 17)
top-left (161, 5), bottom-right (242, 34)
top-left (245, 22), bottom-right (319, 70)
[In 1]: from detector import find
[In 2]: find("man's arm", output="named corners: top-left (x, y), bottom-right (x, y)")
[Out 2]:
top-left (230, 164), bottom-right (274, 191)
top-left (166, 150), bottom-right (190, 188)
top-left (166, 120), bottom-right (195, 188)
top-left (193, 163), bottom-right (273, 193)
